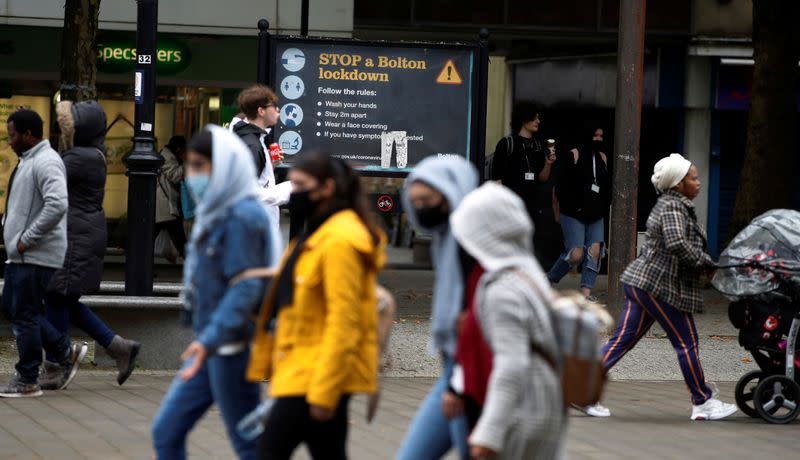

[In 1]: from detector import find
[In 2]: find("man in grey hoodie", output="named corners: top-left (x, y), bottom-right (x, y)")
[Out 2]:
top-left (0, 110), bottom-right (87, 398)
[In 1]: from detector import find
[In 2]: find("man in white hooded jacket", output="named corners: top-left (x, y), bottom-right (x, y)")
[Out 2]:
top-left (230, 86), bottom-right (292, 244)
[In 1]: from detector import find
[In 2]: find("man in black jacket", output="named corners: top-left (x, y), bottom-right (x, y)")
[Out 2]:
top-left (232, 84), bottom-right (280, 179)
top-left (232, 85), bottom-right (290, 241)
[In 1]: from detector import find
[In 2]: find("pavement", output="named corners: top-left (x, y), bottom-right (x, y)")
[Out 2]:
top-left (377, 269), bottom-right (759, 382)
top-left (0, 218), bottom-right (782, 458)
top-left (0, 373), bottom-right (795, 459)
top-left (0, 269), bottom-right (758, 381)
top-left (2, 213), bottom-right (754, 379)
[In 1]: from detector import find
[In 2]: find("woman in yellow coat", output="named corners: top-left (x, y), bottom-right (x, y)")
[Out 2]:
top-left (248, 152), bottom-right (385, 460)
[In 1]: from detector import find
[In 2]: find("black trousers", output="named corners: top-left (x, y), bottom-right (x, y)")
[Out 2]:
top-left (258, 395), bottom-right (351, 460)
top-left (155, 219), bottom-right (187, 258)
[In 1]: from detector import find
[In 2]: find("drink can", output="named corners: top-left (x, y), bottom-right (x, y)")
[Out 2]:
top-left (268, 143), bottom-right (283, 161)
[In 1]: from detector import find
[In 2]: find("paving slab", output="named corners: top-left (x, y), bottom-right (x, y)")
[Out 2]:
top-left (0, 374), bottom-right (795, 459)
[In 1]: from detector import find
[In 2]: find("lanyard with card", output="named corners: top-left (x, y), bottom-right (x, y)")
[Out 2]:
top-left (590, 154), bottom-right (600, 193)
top-left (524, 153), bottom-right (535, 181)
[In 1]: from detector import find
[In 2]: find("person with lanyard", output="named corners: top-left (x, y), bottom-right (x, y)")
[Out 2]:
top-left (248, 152), bottom-right (386, 460)
top-left (490, 102), bottom-right (556, 261)
top-left (151, 126), bottom-right (280, 460)
top-left (548, 127), bottom-right (610, 302)
top-left (579, 154), bottom-right (737, 421)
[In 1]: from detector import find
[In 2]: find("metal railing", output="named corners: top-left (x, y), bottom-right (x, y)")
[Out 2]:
top-left (0, 280), bottom-right (182, 311)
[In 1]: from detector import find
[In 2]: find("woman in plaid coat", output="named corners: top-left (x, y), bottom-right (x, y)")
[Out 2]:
top-left (579, 154), bottom-right (738, 421)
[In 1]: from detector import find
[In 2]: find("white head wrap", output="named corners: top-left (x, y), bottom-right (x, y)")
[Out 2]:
top-left (651, 153), bottom-right (692, 193)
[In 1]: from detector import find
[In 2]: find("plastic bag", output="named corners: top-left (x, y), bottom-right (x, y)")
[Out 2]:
top-left (154, 228), bottom-right (178, 261)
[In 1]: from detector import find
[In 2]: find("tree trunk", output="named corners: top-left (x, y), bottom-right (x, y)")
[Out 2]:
top-left (728, 0), bottom-right (799, 241)
top-left (60, 0), bottom-right (101, 102)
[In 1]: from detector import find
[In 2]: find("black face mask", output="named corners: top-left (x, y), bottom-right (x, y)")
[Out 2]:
top-left (288, 189), bottom-right (319, 224)
top-left (415, 205), bottom-right (449, 229)
top-left (592, 140), bottom-right (604, 152)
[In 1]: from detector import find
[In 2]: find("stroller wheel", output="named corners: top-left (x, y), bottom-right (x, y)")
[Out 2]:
top-left (753, 375), bottom-right (800, 424)
top-left (735, 371), bottom-right (766, 418)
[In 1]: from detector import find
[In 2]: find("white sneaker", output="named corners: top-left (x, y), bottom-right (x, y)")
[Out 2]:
top-left (572, 403), bottom-right (611, 417)
top-left (690, 398), bottom-right (738, 421)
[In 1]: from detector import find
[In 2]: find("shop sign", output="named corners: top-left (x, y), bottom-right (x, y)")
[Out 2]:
top-left (97, 35), bottom-right (191, 76)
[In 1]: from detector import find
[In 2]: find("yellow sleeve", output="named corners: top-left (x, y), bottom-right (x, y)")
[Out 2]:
top-left (306, 238), bottom-right (366, 409)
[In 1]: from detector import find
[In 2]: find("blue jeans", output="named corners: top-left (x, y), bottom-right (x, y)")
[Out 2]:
top-left (151, 349), bottom-right (260, 460)
top-left (548, 214), bottom-right (605, 290)
top-left (396, 357), bottom-right (470, 460)
top-left (1, 263), bottom-right (70, 383)
top-left (44, 293), bottom-right (116, 362)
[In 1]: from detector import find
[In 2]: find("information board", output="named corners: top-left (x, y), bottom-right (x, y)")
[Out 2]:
top-left (271, 37), bottom-right (476, 173)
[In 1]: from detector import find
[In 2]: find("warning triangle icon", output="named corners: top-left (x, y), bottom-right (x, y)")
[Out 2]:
top-left (436, 60), bottom-right (463, 85)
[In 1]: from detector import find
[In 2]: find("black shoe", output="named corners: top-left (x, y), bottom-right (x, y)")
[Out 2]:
top-left (0, 373), bottom-right (43, 398)
top-left (106, 335), bottom-right (141, 386)
top-left (58, 342), bottom-right (88, 390)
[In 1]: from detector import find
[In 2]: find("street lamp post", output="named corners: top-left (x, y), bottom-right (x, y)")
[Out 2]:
top-left (301, 0), bottom-right (309, 36)
top-left (257, 19), bottom-right (270, 84)
top-left (608, 0), bottom-right (646, 312)
top-left (123, 0), bottom-right (163, 296)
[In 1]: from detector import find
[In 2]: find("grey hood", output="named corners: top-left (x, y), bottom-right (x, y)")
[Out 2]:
top-left (451, 183), bottom-right (550, 291)
top-left (401, 155), bottom-right (478, 356)
top-left (402, 156), bottom-right (478, 231)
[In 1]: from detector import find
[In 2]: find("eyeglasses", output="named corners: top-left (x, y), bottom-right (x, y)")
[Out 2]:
top-left (262, 103), bottom-right (280, 111)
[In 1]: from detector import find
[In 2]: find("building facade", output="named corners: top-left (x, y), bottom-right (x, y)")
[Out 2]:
top-left (355, 0), bottom-right (796, 255)
top-left (0, 0), bottom-right (353, 218)
top-left (2, 0), bottom-right (795, 254)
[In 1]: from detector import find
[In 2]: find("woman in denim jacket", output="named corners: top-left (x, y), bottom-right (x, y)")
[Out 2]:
top-left (151, 126), bottom-right (279, 460)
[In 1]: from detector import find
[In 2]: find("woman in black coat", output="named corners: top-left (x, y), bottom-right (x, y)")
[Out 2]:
top-left (42, 100), bottom-right (140, 388)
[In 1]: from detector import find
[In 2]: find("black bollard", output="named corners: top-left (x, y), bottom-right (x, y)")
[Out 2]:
top-left (123, 0), bottom-right (164, 296)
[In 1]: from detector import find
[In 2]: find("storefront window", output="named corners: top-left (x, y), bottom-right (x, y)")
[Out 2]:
top-left (99, 98), bottom-right (175, 219)
top-left (0, 96), bottom-right (52, 212)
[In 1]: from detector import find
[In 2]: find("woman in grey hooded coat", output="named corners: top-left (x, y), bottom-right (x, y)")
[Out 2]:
top-left (451, 182), bottom-right (566, 460)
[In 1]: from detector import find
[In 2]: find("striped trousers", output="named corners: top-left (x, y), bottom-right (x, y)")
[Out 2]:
top-left (602, 284), bottom-right (713, 405)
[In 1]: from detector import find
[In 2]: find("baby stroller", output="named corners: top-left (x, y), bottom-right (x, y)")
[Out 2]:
top-left (712, 209), bottom-right (800, 424)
